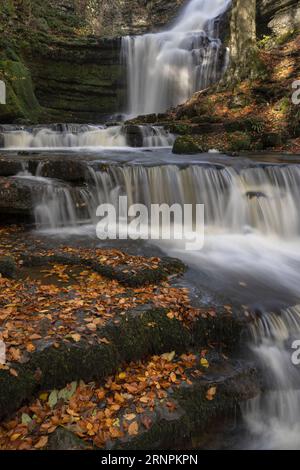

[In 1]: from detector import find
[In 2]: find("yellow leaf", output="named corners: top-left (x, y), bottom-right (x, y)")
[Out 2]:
top-left (39, 392), bottom-right (49, 402)
top-left (118, 372), bottom-right (126, 380)
top-left (200, 358), bottom-right (209, 368)
top-left (71, 333), bottom-right (81, 343)
top-left (170, 372), bottom-right (177, 383)
top-left (161, 351), bottom-right (176, 362)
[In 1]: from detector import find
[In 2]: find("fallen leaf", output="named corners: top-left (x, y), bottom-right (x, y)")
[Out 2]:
top-left (128, 421), bottom-right (139, 436)
top-left (200, 358), bottom-right (209, 368)
top-left (161, 351), bottom-right (175, 362)
top-left (34, 436), bottom-right (48, 449)
top-left (206, 386), bottom-right (217, 401)
top-left (124, 413), bottom-right (136, 421)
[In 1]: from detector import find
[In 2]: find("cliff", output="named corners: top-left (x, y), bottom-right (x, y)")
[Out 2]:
top-left (0, 0), bottom-right (300, 124)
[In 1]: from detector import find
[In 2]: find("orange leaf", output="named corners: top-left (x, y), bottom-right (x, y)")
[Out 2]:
top-left (206, 386), bottom-right (217, 401)
top-left (128, 421), bottom-right (139, 436)
top-left (34, 436), bottom-right (48, 449)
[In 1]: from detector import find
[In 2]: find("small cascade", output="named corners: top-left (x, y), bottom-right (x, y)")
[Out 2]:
top-left (243, 306), bottom-right (300, 450)
top-left (0, 125), bottom-right (173, 149)
top-left (122, 0), bottom-right (231, 117)
top-left (1, 126), bottom-right (126, 149)
top-left (33, 178), bottom-right (94, 229)
top-left (28, 162), bottom-right (300, 239)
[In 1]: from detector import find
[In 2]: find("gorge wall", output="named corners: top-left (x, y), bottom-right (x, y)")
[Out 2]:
top-left (0, 0), bottom-right (300, 124)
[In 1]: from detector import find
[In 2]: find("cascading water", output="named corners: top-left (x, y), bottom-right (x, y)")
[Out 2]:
top-left (27, 159), bottom-right (300, 449)
top-left (122, 0), bottom-right (231, 117)
top-left (0, 125), bottom-right (173, 149)
top-left (242, 306), bottom-right (300, 449)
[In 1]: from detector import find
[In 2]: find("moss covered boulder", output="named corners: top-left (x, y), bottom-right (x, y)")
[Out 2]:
top-left (172, 136), bottom-right (209, 154)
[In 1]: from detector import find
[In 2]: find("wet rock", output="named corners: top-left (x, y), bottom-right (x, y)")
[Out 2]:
top-left (0, 177), bottom-right (34, 216)
top-left (0, 256), bottom-right (17, 279)
top-left (122, 125), bottom-right (144, 147)
top-left (0, 159), bottom-right (24, 177)
top-left (47, 427), bottom-right (89, 450)
top-left (0, 302), bottom-right (246, 420)
top-left (22, 253), bottom-right (186, 287)
top-left (112, 360), bottom-right (260, 450)
top-left (36, 160), bottom-right (87, 183)
top-left (173, 136), bottom-right (206, 154)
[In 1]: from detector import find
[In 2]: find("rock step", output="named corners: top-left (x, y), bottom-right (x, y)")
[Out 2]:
top-left (0, 303), bottom-right (244, 421)
top-left (22, 253), bottom-right (186, 287)
top-left (45, 359), bottom-right (260, 451)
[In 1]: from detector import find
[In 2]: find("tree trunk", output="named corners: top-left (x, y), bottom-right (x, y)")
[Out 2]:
top-left (228, 0), bottom-right (259, 81)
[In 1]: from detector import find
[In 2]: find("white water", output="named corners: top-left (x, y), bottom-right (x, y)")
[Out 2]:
top-left (27, 160), bottom-right (300, 449)
top-left (30, 163), bottom-right (300, 237)
top-left (122, 0), bottom-right (231, 116)
top-left (1, 125), bottom-right (173, 149)
top-left (242, 305), bottom-right (300, 450)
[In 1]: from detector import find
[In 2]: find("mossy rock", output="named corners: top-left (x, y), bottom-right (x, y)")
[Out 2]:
top-left (112, 360), bottom-right (260, 450)
top-left (0, 256), bottom-right (17, 278)
top-left (47, 427), bottom-right (90, 450)
top-left (0, 303), bottom-right (246, 420)
top-left (172, 136), bottom-right (208, 155)
top-left (0, 58), bottom-right (41, 123)
top-left (21, 253), bottom-right (186, 288)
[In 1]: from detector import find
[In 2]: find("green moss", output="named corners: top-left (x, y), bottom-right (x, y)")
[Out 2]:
top-left (0, 303), bottom-right (246, 420)
top-left (172, 136), bottom-right (208, 154)
top-left (276, 29), bottom-right (299, 46)
top-left (113, 363), bottom-right (260, 450)
top-left (0, 57), bottom-right (41, 123)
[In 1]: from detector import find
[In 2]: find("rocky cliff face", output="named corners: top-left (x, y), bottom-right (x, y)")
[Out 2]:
top-left (74, 0), bottom-right (187, 36)
top-left (257, 0), bottom-right (300, 35)
top-left (0, 0), bottom-right (187, 124)
top-left (1, 0), bottom-right (300, 124)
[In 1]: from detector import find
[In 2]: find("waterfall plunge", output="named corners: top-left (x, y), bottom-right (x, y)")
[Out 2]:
top-left (122, 0), bottom-right (231, 117)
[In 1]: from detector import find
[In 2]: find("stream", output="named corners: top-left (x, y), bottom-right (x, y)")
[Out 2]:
top-left (1, 0), bottom-right (300, 451)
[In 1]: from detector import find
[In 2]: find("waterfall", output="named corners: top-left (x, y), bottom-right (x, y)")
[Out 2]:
top-left (0, 125), bottom-right (173, 149)
top-left (30, 162), bottom-right (300, 239)
top-left (122, 0), bottom-right (231, 117)
top-left (243, 305), bottom-right (300, 449)
top-left (16, 158), bottom-right (300, 448)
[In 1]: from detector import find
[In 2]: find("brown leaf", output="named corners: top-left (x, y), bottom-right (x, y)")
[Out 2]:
top-left (206, 386), bottom-right (217, 401)
top-left (34, 436), bottom-right (48, 449)
top-left (9, 368), bottom-right (18, 377)
top-left (128, 421), bottom-right (139, 436)
top-left (141, 415), bottom-right (152, 430)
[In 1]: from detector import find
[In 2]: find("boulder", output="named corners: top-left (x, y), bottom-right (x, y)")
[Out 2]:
top-left (0, 256), bottom-right (17, 278)
top-left (36, 159), bottom-right (87, 183)
top-left (257, 0), bottom-right (300, 35)
top-left (0, 177), bottom-right (45, 216)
